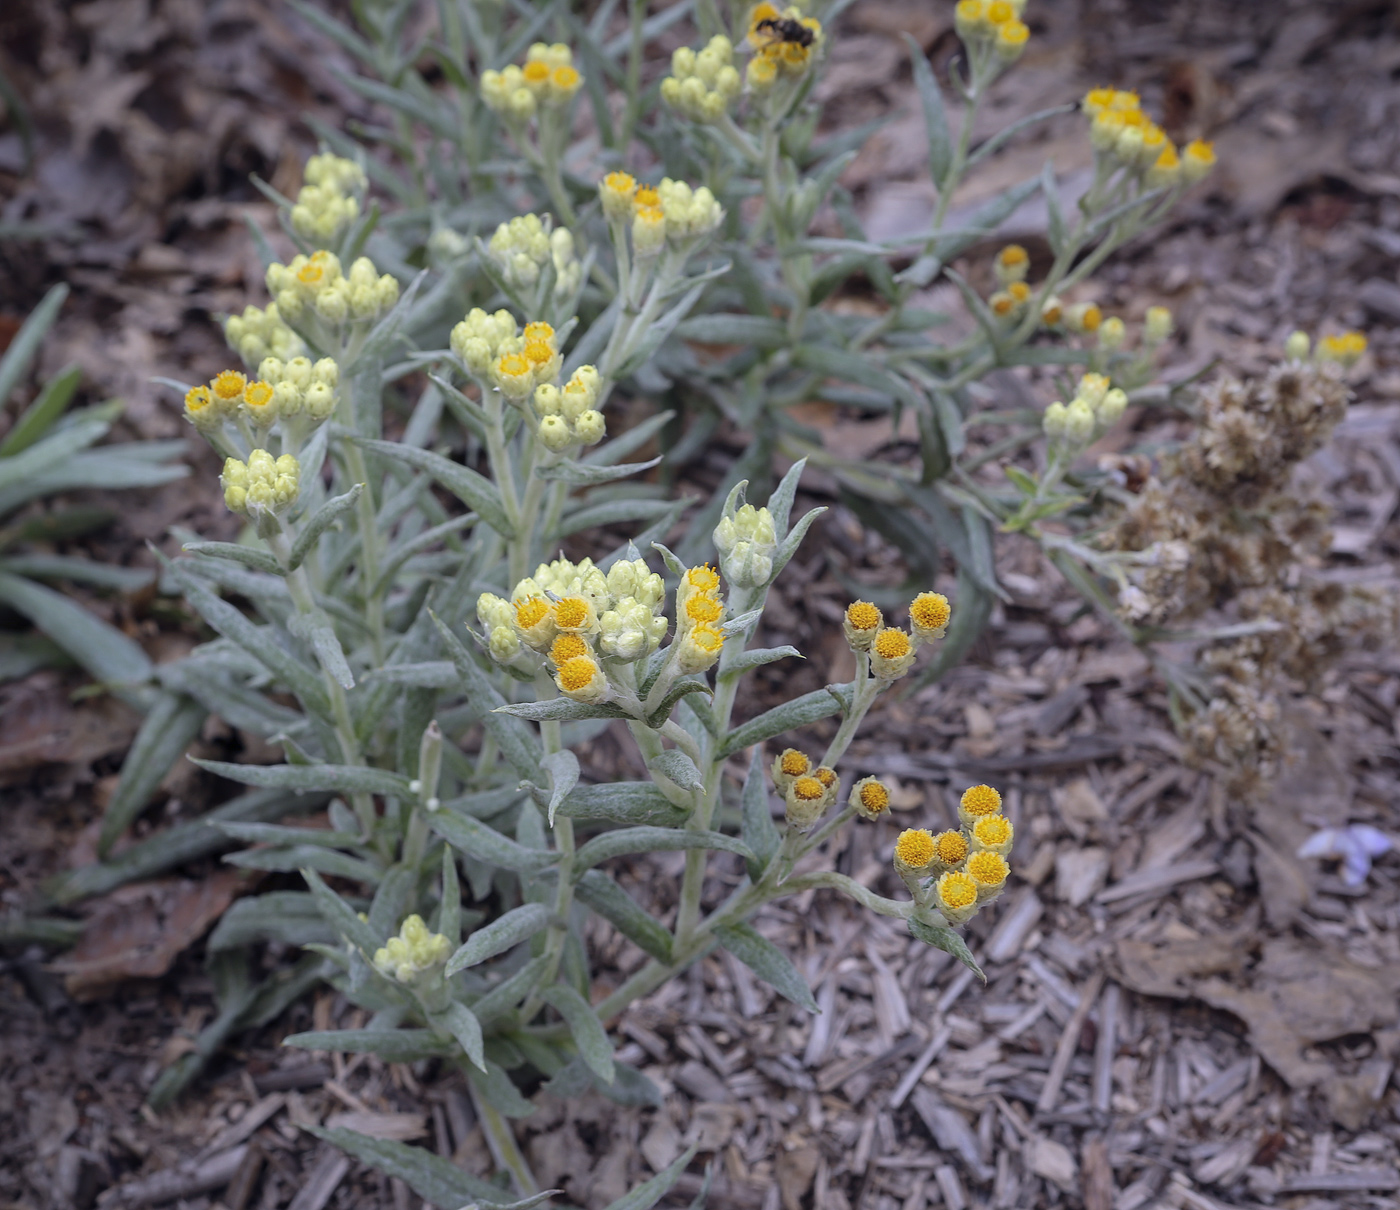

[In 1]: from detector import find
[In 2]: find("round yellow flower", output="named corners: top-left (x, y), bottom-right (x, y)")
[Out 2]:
top-left (779, 748), bottom-right (810, 777)
top-left (211, 369), bottom-right (247, 402)
top-left (966, 849), bottom-right (1010, 900)
top-left (684, 594), bottom-right (723, 626)
top-left (556, 655), bottom-right (608, 702)
top-left (871, 627), bottom-right (916, 680)
top-left (935, 870), bottom-right (979, 923)
top-left (844, 600), bottom-right (883, 650)
top-left (959, 783), bottom-right (1002, 826)
top-left (553, 595), bottom-right (597, 633)
top-left (971, 813), bottom-right (1014, 857)
top-left (893, 828), bottom-right (935, 874)
top-left (909, 592), bottom-right (951, 641)
top-left (850, 776), bottom-right (890, 821)
top-left (550, 633), bottom-right (590, 665)
top-left (932, 829), bottom-right (969, 870)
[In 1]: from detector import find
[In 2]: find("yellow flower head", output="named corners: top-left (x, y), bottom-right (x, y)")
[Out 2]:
top-left (850, 776), bottom-right (890, 821)
top-left (814, 766), bottom-right (837, 792)
top-left (556, 654), bottom-right (609, 703)
top-left (513, 595), bottom-right (556, 649)
top-left (893, 827), bottom-right (936, 874)
top-left (1041, 296), bottom-right (1063, 326)
top-left (495, 352), bottom-right (534, 402)
top-left (995, 19), bottom-right (1029, 61)
top-left (600, 171), bottom-right (638, 222)
top-left (1082, 87), bottom-right (1116, 116)
top-left (1317, 330), bottom-right (1367, 370)
top-left (522, 59), bottom-right (552, 92)
top-left (549, 64), bottom-right (582, 103)
top-left (676, 622), bottom-right (724, 674)
top-left (1008, 280), bottom-right (1031, 304)
top-left (634, 185), bottom-right (662, 212)
top-left (211, 369), bottom-right (247, 403)
top-left (935, 870), bottom-right (980, 923)
top-left (791, 775), bottom-right (824, 802)
top-left (971, 813), bottom-right (1014, 857)
top-left (553, 594), bottom-right (598, 634)
top-left (959, 783), bottom-right (1002, 827)
top-left (1066, 302), bottom-right (1102, 334)
top-left (550, 633), bottom-right (590, 665)
top-left (183, 385), bottom-right (221, 431)
top-left (931, 829), bottom-right (969, 871)
top-left (779, 748), bottom-right (810, 777)
top-left (785, 773), bottom-right (827, 829)
top-left (1182, 138), bottom-right (1216, 184)
top-left (242, 379), bottom-right (276, 425)
top-left (991, 292), bottom-right (1017, 318)
top-left (1146, 144), bottom-right (1181, 189)
top-left (684, 593), bottom-right (723, 627)
top-left (843, 600), bottom-right (883, 651)
top-left (910, 592), bottom-right (951, 642)
top-left (995, 244), bottom-right (1029, 284)
top-left (966, 849), bottom-right (1010, 900)
top-left (871, 627), bottom-right (916, 680)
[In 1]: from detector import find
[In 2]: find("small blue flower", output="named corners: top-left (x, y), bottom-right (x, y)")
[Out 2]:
top-left (1297, 825), bottom-right (1393, 887)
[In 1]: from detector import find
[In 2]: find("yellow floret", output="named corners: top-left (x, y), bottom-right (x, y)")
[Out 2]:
top-left (814, 766), bottom-right (837, 789)
top-left (515, 597), bottom-right (552, 629)
top-left (553, 595), bottom-right (594, 632)
top-left (966, 849), bottom-right (1010, 898)
top-left (910, 592), bottom-right (951, 634)
top-left (933, 829), bottom-right (969, 866)
top-left (557, 655), bottom-right (600, 692)
top-left (685, 564), bottom-right (721, 593)
top-left (684, 594), bottom-right (723, 625)
top-left (937, 871), bottom-right (977, 909)
top-left (846, 601), bottom-right (881, 631)
top-left (211, 369), bottom-right (247, 402)
top-left (791, 775), bottom-right (825, 802)
top-left (550, 633), bottom-right (589, 665)
top-left (857, 779), bottom-right (889, 814)
top-left (874, 629), bottom-right (912, 659)
top-left (780, 749), bottom-right (811, 778)
top-left (894, 828), bottom-right (935, 869)
top-left (960, 784), bottom-right (1002, 819)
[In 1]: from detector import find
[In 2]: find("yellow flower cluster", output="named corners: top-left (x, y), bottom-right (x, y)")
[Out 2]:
top-left (1316, 330), bottom-right (1367, 370)
top-left (745, 3), bottom-right (824, 91)
top-left (223, 302), bottom-right (305, 368)
top-left (220, 449), bottom-right (301, 518)
top-left (535, 364), bottom-right (605, 452)
top-left (892, 784), bottom-right (1015, 924)
top-left (486, 213), bottom-right (582, 300)
top-left (477, 556), bottom-right (667, 675)
top-left (183, 361), bottom-right (336, 434)
top-left (599, 173), bottom-right (725, 257)
top-left (771, 746), bottom-right (840, 829)
top-left (662, 34), bottom-right (743, 122)
top-left (481, 43), bottom-right (583, 122)
top-left (372, 914), bottom-right (452, 984)
top-left (449, 307), bottom-right (520, 377)
top-left (713, 503), bottom-right (777, 587)
top-left (953, 0), bottom-right (1030, 64)
top-left (265, 251), bottom-right (399, 328)
top-left (1043, 372), bottom-right (1128, 450)
top-left (291, 153), bottom-right (366, 247)
top-left (842, 591), bottom-right (951, 680)
top-left (1082, 87), bottom-right (1215, 187)
top-left (675, 563), bottom-right (726, 675)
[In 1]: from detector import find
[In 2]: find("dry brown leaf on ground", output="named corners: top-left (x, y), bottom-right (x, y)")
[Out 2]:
top-left (50, 871), bottom-right (244, 999)
top-left (0, 672), bottom-right (141, 781)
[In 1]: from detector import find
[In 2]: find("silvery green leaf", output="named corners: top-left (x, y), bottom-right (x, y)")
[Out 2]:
top-left (574, 870), bottom-right (672, 963)
top-left (0, 284), bottom-right (67, 444)
top-left (44, 787), bottom-right (325, 906)
top-left (718, 646), bottom-right (803, 681)
top-left (740, 747), bottom-right (780, 882)
top-left (599, 1145), bottom-right (699, 1210)
top-left (717, 682), bottom-right (852, 760)
top-left (0, 554), bottom-right (151, 592)
top-left (288, 485), bottom-right (364, 571)
top-left (572, 828), bottom-right (754, 876)
top-left (433, 1001), bottom-right (486, 1071)
top-left (283, 0), bottom-right (376, 66)
top-left (767, 505), bottom-right (827, 584)
top-left (718, 608), bottom-right (763, 641)
top-left (1042, 158), bottom-right (1066, 257)
top-left (228, 846), bottom-right (380, 881)
top-left (431, 612), bottom-right (541, 779)
top-left (287, 611), bottom-right (354, 689)
top-left (551, 497), bottom-right (674, 541)
top-left (445, 903), bottom-right (551, 975)
top-left (355, 438), bottom-right (511, 537)
top-left (164, 557), bottom-right (329, 718)
top-left (534, 455), bottom-right (662, 485)
top-left (647, 749), bottom-right (703, 794)
top-left (907, 916), bottom-right (985, 980)
top-left (430, 811), bottom-right (552, 875)
top-left (429, 372), bottom-right (487, 442)
top-left (543, 983), bottom-right (614, 1085)
top-left (900, 483), bottom-right (1008, 601)
top-left (308, 1127), bottom-right (506, 1207)
top-left (966, 104), bottom-right (1077, 172)
top-left (194, 758), bottom-right (412, 798)
top-left (283, 1029), bottom-right (454, 1063)
top-left (217, 821), bottom-right (361, 847)
top-left (934, 175), bottom-right (1041, 262)
top-left (542, 749), bottom-right (580, 828)
top-left (903, 33), bottom-right (951, 188)
top-left (470, 1060), bottom-right (536, 1118)
top-left (615, 281), bottom-right (711, 376)
top-left (207, 891), bottom-right (340, 952)
top-left (673, 314), bottom-right (787, 348)
top-left (551, 783), bottom-right (688, 828)
top-left (595, 1061), bottom-right (665, 1110)
top-left (369, 865), bottom-right (418, 939)
top-left (650, 541), bottom-right (687, 579)
top-left (791, 345), bottom-right (918, 409)
top-left (180, 541), bottom-right (283, 576)
top-left (495, 698), bottom-right (633, 722)
top-left (541, 1055), bottom-right (592, 1099)
top-left (645, 679), bottom-right (713, 729)
top-left (302, 868), bottom-right (382, 954)
top-left (364, 661), bottom-right (458, 688)
top-left (585, 410), bottom-right (674, 467)
top-left (0, 570), bottom-right (151, 695)
top-left (470, 955), bottom-right (550, 1026)
top-left (439, 846), bottom-right (461, 947)
top-left (767, 458), bottom-right (807, 535)
top-left (714, 922), bottom-right (818, 1012)
top-left (1, 449), bottom-right (186, 513)
top-left (98, 692), bottom-right (207, 856)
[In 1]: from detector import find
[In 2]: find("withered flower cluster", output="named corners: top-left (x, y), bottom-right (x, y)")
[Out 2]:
top-left (1101, 362), bottom-right (1397, 790)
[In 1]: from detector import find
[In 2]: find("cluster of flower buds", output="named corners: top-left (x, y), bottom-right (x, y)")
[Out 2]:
top-left (535, 365), bottom-right (605, 452)
top-left (481, 43), bottom-right (583, 123)
top-left (220, 449), bottom-right (301, 520)
top-left (290, 153), bottom-right (366, 247)
top-left (372, 914), bottom-right (453, 984)
top-left (1292, 329), bottom-right (1367, 371)
top-left (673, 563), bottom-right (727, 675)
top-left (713, 502), bottom-right (777, 587)
top-left (1043, 372), bottom-right (1128, 453)
top-left (266, 251), bottom-right (399, 330)
top-left (599, 173), bottom-right (725, 259)
top-left (450, 308), bottom-right (520, 378)
top-left (745, 3), bottom-right (824, 91)
top-left (771, 747), bottom-right (841, 830)
top-left (952, 0), bottom-right (1030, 65)
top-left (989, 243), bottom-right (1034, 321)
top-left (477, 555), bottom-right (671, 688)
top-left (491, 320), bottom-right (563, 404)
top-left (661, 35), bottom-right (743, 122)
top-left (1082, 87), bottom-right (1215, 188)
top-left (1142, 305), bottom-right (1174, 349)
top-left (892, 784), bottom-right (1014, 924)
top-left (184, 360), bottom-right (339, 437)
top-left (842, 591), bottom-right (951, 681)
top-left (223, 302), bottom-right (305, 368)
top-left (486, 213), bottom-right (582, 301)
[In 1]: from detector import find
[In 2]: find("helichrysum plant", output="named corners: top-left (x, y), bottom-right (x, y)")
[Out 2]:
top-left (50, 0), bottom-right (1244, 1200)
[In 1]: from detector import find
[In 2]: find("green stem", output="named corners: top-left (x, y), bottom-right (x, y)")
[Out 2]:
top-left (468, 1076), bottom-right (538, 1195)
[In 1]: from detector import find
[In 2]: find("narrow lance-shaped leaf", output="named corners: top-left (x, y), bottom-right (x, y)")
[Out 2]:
top-left (740, 747), bottom-right (780, 881)
top-left (433, 1001), bottom-right (486, 1071)
top-left (907, 916), bottom-right (985, 981)
top-left (572, 828), bottom-right (754, 876)
top-left (598, 1145), bottom-right (700, 1210)
top-left (193, 758), bottom-right (412, 798)
top-left (307, 1127), bottom-right (504, 1206)
top-left (430, 811), bottom-right (551, 876)
top-left (717, 683), bottom-right (852, 760)
top-left (445, 903), bottom-right (551, 975)
top-left (181, 541), bottom-right (284, 576)
top-left (469, 1060), bottom-right (536, 1118)
top-left (715, 922), bottom-right (819, 1012)
top-left (574, 870), bottom-right (672, 963)
top-left (541, 749), bottom-right (580, 828)
top-left (98, 692), bottom-right (207, 857)
top-left (903, 34), bottom-right (952, 189)
top-left (288, 485), bottom-right (363, 571)
top-left (302, 867), bottom-right (381, 955)
top-left (0, 282), bottom-right (68, 437)
top-left (543, 983), bottom-right (615, 1085)
top-left (647, 749), bottom-right (703, 794)
top-left (353, 438), bottom-right (511, 537)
